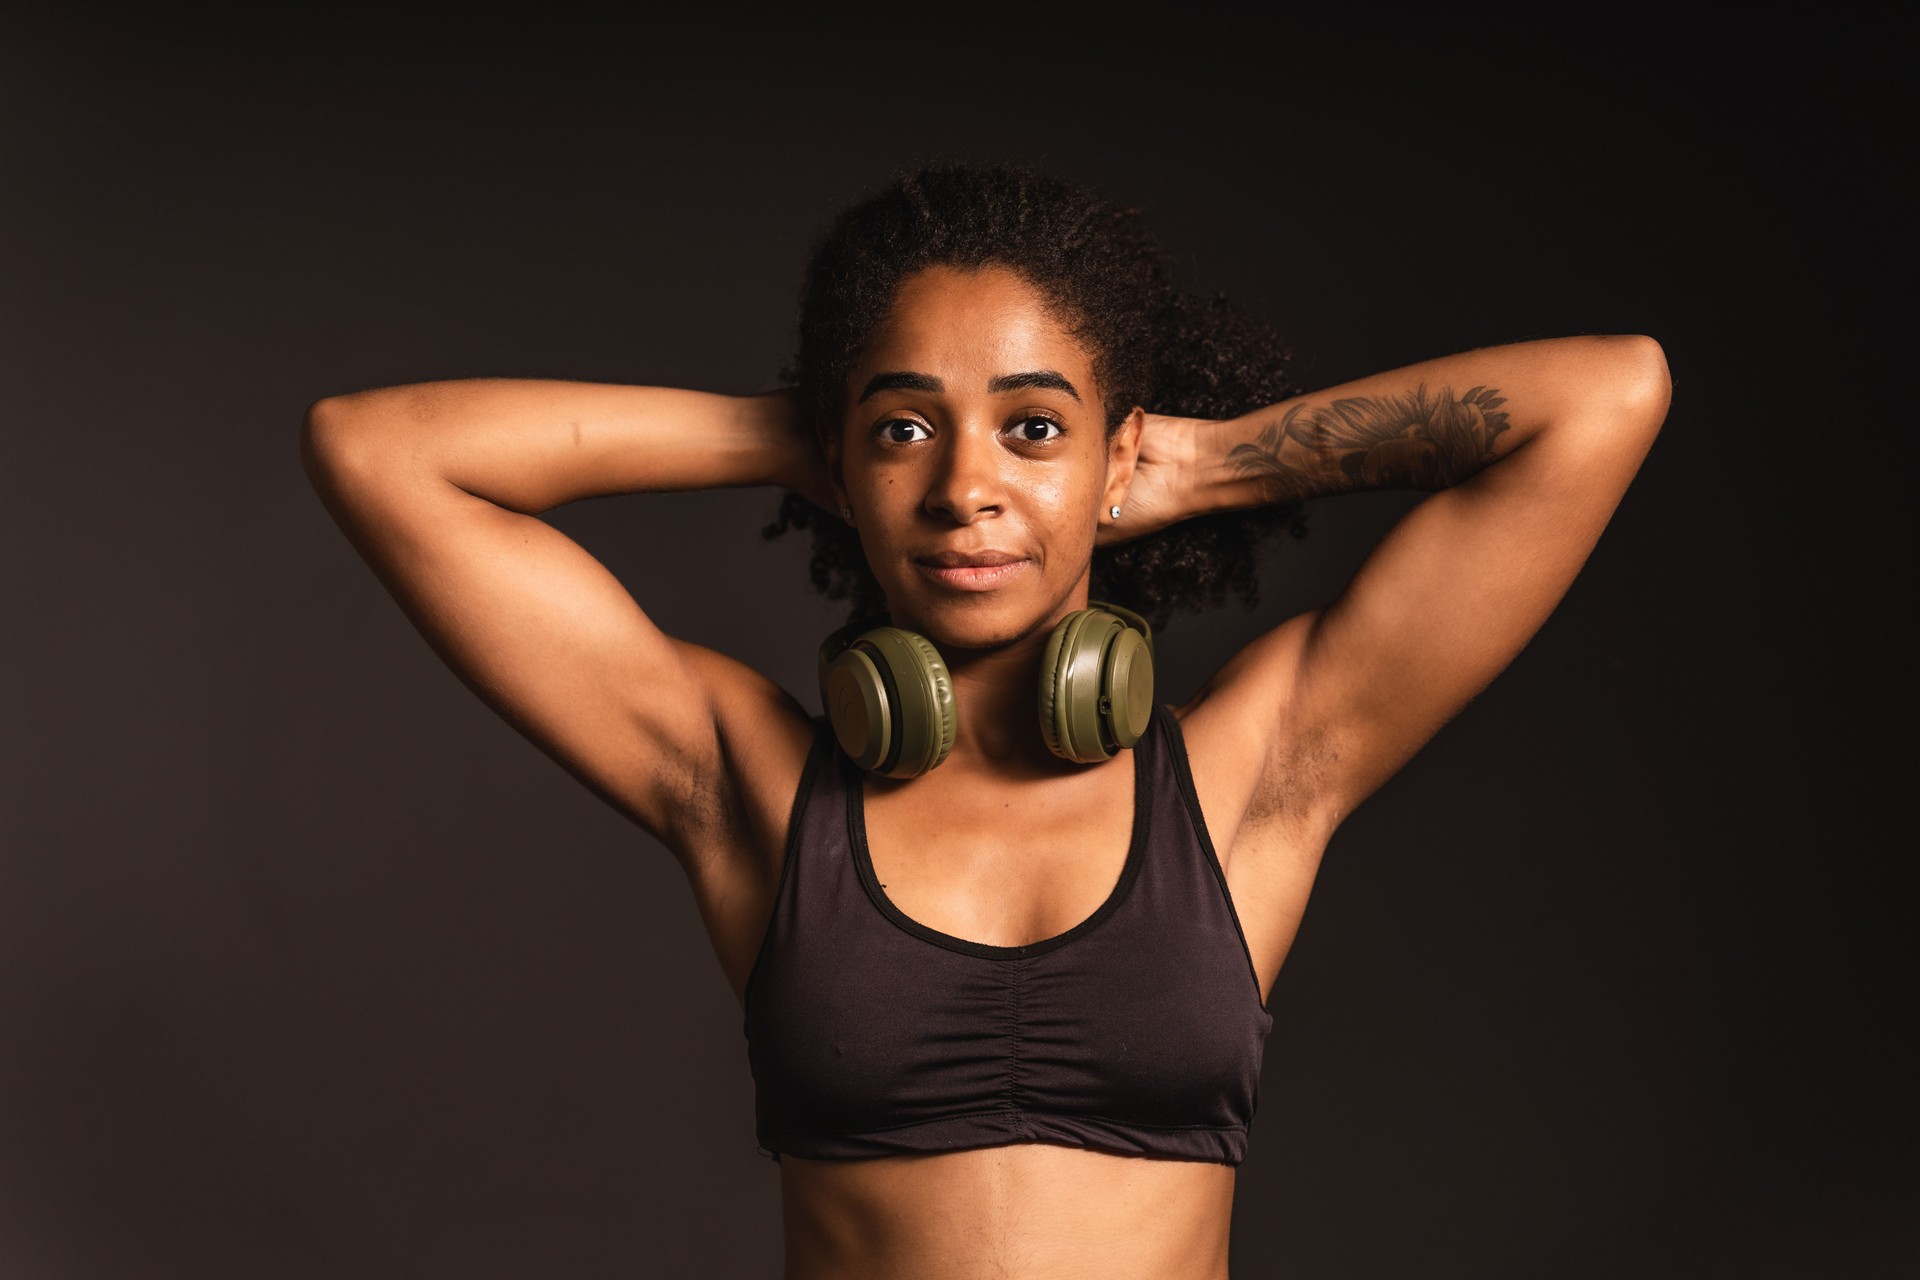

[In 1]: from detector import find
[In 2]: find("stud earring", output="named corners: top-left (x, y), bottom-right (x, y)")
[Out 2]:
top-left (1109, 504), bottom-right (1122, 520)
top-left (841, 506), bottom-right (854, 522)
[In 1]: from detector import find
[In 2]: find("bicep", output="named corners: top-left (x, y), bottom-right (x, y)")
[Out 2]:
top-left (305, 424), bottom-right (752, 849)
top-left (1291, 338), bottom-right (1670, 813)
top-left (1191, 336), bottom-right (1669, 831)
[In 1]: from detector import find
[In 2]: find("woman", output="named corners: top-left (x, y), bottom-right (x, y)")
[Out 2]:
top-left (302, 165), bottom-right (1669, 1278)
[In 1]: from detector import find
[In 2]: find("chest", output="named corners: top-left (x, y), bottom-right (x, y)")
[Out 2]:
top-left (743, 721), bottom-right (1273, 1162)
top-left (858, 754), bottom-right (1138, 951)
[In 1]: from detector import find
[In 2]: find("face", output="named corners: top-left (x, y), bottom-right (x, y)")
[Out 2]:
top-left (827, 264), bottom-right (1140, 650)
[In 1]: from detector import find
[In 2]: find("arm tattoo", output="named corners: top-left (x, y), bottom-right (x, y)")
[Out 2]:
top-left (1227, 384), bottom-right (1512, 502)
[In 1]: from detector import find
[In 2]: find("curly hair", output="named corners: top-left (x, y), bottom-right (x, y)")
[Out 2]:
top-left (763, 163), bottom-right (1308, 631)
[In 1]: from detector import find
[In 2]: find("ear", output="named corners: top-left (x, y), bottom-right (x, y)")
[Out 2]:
top-left (1102, 406), bottom-right (1145, 511)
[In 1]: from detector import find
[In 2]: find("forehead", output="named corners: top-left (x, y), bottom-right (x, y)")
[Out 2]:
top-left (857, 264), bottom-right (1095, 386)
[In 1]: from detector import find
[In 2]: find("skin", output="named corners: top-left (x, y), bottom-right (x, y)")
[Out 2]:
top-left (303, 263), bottom-right (1670, 1279)
top-left (829, 267), bottom-right (1147, 831)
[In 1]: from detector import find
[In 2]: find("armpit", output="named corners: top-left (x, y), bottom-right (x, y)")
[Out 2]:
top-left (1244, 721), bottom-right (1340, 833)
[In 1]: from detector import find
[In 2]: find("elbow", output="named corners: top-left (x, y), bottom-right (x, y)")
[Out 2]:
top-left (1609, 334), bottom-right (1672, 432)
top-left (300, 392), bottom-right (392, 496)
top-left (300, 394), bottom-right (354, 487)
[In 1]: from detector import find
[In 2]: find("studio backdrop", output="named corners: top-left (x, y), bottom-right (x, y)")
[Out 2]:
top-left (1, 8), bottom-right (1909, 1278)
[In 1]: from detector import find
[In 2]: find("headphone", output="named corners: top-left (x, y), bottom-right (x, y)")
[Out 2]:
top-left (817, 601), bottom-right (1156, 778)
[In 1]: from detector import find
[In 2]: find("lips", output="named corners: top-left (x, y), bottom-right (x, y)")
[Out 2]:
top-left (914, 549), bottom-right (1024, 568)
top-left (912, 548), bottom-right (1030, 591)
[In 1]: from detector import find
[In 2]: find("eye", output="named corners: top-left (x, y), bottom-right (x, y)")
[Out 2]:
top-left (1010, 415), bottom-right (1064, 443)
top-left (877, 417), bottom-right (931, 444)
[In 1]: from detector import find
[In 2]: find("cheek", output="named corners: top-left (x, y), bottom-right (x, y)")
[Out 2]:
top-left (858, 473), bottom-right (899, 507)
top-left (1031, 470), bottom-right (1106, 550)
top-left (1060, 447), bottom-right (1113, 512)
top-left (1033, 473), bottom-right (1083, 520)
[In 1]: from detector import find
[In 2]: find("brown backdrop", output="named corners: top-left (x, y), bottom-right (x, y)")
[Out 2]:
top-left (3, 6), bottom-right (1910, 1277)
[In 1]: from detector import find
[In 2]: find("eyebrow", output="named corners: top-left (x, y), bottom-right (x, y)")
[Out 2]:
top-left (858, 371), bottom-right (944, 402)
top-left (989, 370), bottom-right (1081, 401)
top-left (857, 369), bottom-right (1082, 403)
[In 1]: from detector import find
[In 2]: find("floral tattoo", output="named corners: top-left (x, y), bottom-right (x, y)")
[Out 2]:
top-left (1227, 384), bottom-right (1512, 502)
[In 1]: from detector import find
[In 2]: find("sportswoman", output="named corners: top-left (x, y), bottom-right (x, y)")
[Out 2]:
top-left (302, 164), bottom-right (1670, 1279)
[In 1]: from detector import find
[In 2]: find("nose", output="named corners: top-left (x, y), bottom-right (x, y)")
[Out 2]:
top-left (923, 421), bottom-right (1005, 525)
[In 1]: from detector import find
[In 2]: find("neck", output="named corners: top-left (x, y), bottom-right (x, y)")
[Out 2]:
top-left (937, 628), bottom-right (1074, 776)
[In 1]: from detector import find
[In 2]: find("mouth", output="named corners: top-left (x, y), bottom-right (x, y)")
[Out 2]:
top-left (912, 549), bottom-right (1030, 592)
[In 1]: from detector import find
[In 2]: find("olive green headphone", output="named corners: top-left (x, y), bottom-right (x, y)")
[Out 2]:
top-left (817, 601), bottom-right (1156, 778)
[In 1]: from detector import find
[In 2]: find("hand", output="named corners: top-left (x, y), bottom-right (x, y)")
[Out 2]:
top-left (751, 389), bottom-right (839, 514)
top-left (1097, 411), bottom-right (1206, 546)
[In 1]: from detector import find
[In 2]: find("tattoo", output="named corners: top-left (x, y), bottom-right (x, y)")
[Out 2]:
top-left (1227, 384), bottom-right (1512, 502)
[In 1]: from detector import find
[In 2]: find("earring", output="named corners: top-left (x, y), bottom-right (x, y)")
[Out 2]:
top-left (1109, 504), bottom-right (1122, 520)
top-left (842, 506), bottom-right (854, 522)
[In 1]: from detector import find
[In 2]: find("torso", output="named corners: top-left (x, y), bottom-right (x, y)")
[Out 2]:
top-left (778, 1143), bottom-right (1235, 1280)
top-left (681, 657), bottom-right (1331, 1280)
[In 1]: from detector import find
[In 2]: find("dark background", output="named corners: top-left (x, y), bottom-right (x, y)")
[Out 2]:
top-left (3, 5), bottom-right (1911, 1277)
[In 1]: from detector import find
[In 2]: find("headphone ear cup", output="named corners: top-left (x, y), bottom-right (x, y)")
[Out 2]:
top-left (1039, 604), bottom-right (1157, 763)
top-left (1086, 599), bottom-right (1155, 752)
top-left (1102, 624), bottom-right (1154, 750)
top-left (870, 628), bottom-right (955, 778)
top-left (822, 643), bottom-right (894, 772)
top-left (823, 625), bottom-right (954, 778)
top-left (1041, 609), bottom-right (1124, 763)
top-left (1037, 614), bottom-right (1074, 759)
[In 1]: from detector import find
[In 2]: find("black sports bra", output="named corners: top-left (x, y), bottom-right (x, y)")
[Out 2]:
top-left (742, 702), bottom-right (1274, 1164)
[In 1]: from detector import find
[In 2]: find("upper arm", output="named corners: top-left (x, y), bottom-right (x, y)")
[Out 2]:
top-left (300, 397), bottom-right (809, 860)
top-left (1195, 335), bottom-right (1671, 838)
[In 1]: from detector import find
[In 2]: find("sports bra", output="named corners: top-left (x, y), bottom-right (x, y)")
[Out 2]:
top-left (741, 702), bottom-right (1275, 1165)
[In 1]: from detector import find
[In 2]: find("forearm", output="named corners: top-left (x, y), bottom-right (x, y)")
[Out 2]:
top-left (302, 379), bottom-right (822, 516)
top-left (1184, 335), bottom-right (1668, 515)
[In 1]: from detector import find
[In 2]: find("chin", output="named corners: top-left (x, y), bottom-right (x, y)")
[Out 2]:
top-left (886, 586), bottom-right (1071, 653)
